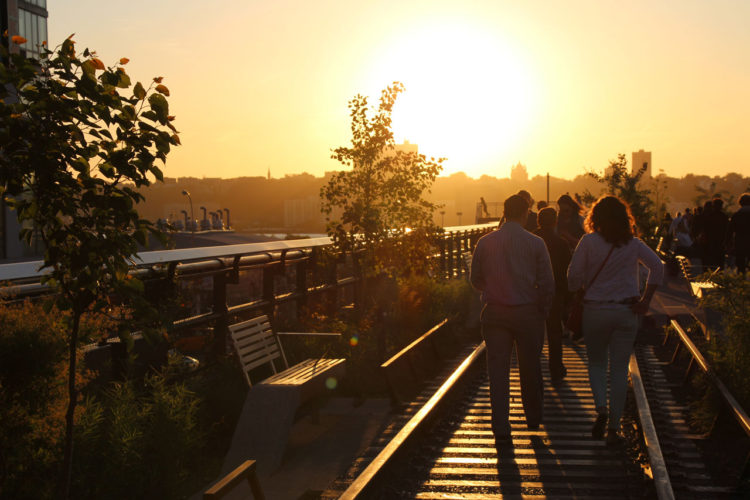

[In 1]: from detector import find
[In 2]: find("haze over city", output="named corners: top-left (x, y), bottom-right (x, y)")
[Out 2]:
top-left (50, 0), bottom-right (750, 180)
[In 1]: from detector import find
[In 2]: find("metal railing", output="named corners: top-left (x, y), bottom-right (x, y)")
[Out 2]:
top-left (628, 354), bottom-right (675, 500)
top-left (0, 225), bottom-right (495, 353)
top-left (667, 319), bottom-right (750, 437)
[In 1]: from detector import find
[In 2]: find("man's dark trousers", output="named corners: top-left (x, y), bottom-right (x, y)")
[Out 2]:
top-left (481, 303), bottom-right (545, 437)
top-left (546, 293), bottom-right (566, 380)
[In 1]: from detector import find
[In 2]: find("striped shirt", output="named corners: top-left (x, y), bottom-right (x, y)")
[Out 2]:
top-left (470, 221), bottom-right (555, 313)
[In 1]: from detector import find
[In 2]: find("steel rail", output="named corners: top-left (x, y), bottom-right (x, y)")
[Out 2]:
top-left (628, 353), bottom-right (675, 500)
top-left (669, 319), bottom-right (750, 437)
top-left (339, 341), bottom-right (486, 500)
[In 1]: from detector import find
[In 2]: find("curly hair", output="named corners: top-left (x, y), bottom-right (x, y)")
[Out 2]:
top-left (584, 195), bottom-right (637, 246)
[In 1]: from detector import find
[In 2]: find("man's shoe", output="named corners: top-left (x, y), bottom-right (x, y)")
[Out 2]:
top-left (591, 412), bottom-right (607, 439)
top-left (606, 429), bottom-right (623, 447)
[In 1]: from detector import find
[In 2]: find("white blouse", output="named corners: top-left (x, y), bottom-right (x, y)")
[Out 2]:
top-left (567, 232), bottom-right (664, 306)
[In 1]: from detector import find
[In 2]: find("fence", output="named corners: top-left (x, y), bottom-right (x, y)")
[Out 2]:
top-left (0, 225), bottom-right (495, 356)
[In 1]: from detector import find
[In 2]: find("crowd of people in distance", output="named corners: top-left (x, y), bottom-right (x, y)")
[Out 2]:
top-left (661, 193), bottom-right (750, 274)
top-left (471, 190), bottom-right (665, 449)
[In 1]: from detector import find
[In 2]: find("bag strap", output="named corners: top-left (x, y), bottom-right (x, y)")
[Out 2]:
top-left (583, 244), bottom-right (615, 296)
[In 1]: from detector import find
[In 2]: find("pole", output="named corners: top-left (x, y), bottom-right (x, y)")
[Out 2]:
top-left (547, 173), bottom-right (550, 204)
top-left (182, 190), bottom-right (194, 243)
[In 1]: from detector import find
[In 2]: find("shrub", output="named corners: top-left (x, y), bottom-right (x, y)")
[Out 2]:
top-left (286, 276), bottom-right (475, 397)
top-left (0, 300), bottom-right (68, 498)
top-left (0, 298), bottom-right (214, 499)
top-left (72, 365), bottom-right (204, 499)
top-left (699, 271), bottom-right (750, 411)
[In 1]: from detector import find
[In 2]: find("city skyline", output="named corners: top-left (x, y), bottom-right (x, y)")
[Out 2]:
top-left (48, 0), bottom-right (750, 180)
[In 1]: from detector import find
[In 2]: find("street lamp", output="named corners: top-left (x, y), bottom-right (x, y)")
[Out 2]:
top-left (439, 210), bottom-right (445, 227)
top-left (182, 190), bottom-right (194, 240)
top-left (456, 211), bottom-right (463, 226)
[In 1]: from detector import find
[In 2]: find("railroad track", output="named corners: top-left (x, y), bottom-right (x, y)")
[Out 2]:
top-left (325, 339), bottom-right (674, 499)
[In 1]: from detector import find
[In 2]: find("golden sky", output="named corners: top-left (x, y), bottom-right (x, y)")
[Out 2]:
top-left (49, 0), bottom-right (750, 180)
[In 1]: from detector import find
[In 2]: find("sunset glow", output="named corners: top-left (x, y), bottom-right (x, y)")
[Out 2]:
top-left (365, 22), bottom-right (539, 176)
top-left (47, 0), bottom-right (750, 180)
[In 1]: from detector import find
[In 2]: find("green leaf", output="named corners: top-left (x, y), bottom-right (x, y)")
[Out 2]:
top-left (81, 60), bottom-right (96, 79)
top-left (124, 277), bottom-right (145, 293)
top-left (73, 157), bottom-right (89, 173)
top-left (116, 69), bottom-right (131, 89)
top-left (133, 81), bottom-right (146, 100)
top-left (151, 166), bottom-right (164, 182)
top-left (147, 93), bottom-right (169, 123)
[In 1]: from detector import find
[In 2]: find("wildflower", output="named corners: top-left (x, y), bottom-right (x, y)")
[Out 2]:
top-left (11, 35), bottom-right (27, 44)
top-left (119, 57), bottom-right (129, 65)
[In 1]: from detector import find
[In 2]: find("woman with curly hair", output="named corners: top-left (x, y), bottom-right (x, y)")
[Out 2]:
top-left (567, 196), bottom-right (664, 445)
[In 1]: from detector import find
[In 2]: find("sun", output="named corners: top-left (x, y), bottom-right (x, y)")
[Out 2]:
top-left (363, 22), bottom-right (538, 176)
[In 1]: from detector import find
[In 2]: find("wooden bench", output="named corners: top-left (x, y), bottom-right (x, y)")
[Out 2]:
top-left (675, 255), bottom-right (715, 299)
top-left (655, 236), bottom-right (681, 276)
top-left (224, 315), bottom-right (346, 473)
top-left (381, 319), bottom-right (453, 406)
top-left (229, 315), bottom-right (346, 400)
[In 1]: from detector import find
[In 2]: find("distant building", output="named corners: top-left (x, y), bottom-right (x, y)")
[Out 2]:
top-left (632, 149), bottom-right (652, 178)
top-left (1, 0), bottom-right (48, 59)
top-left (1, 0), bottom-right (48, 261)
top-left (284, 196), bottom-right (323, 228)
top-left (393, 140), bottom-right (418, 155)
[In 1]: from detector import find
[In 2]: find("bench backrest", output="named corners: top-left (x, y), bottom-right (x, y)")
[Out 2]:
top-left (229, 315), bottom-right (289, 388)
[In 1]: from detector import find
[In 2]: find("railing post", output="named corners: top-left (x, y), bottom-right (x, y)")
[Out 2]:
top-left (439, 235), bottom-right (446, 279)
top-left (327, 254), bottom-right (340, 315)
top-left (446, 235), bottom-right (454, 279)
top-left (212, 271), bottom-right (229, 359)
top-left (262, 260), bottom-right (276, 320)
top-left (295, 256), bottom-right (308, 320)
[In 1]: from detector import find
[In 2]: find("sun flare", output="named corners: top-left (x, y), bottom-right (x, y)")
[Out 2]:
top-left (364, 22), bottom-right (538, 176)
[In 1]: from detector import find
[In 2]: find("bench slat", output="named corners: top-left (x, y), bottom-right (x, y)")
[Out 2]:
top-left (262, 358), bottom-right (345, 386)
top-left (229, 315), bottom-right (287, 385)
top-left (235, 334), bottom-right (282, 363)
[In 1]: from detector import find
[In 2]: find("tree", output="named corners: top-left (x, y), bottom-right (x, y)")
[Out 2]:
top-left (583, 153), bottom-right (656, 237)
top-left (694, 181), bottom-right (732, 209)
top-left (321, 83), bottom-right (443, 278)
top-left (0, 35), bottom-right (178, 498)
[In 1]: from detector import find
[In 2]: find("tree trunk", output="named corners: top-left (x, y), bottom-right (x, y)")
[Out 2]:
top-left (60, 310), bottom-right (81, 500)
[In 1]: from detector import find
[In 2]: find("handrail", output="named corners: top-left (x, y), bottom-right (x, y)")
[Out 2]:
top-left (629, 354), bottom-right (675, 500)
top-left (203, 460), bottom-right (265, 500)
top-left (0, 225), bottom-right (494, 283)
top-left (340, 340), bottom-right (486, 499)
top-left (0, 237), bottom-right (333, 281)
top-left (669, 319), bottom-right (750, 437)
top-left (381, 318), bottom-right (448, 369)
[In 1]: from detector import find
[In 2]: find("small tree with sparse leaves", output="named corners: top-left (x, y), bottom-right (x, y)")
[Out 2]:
top-left (0, 34), bottom-right (179, 498)
top-left (582, 153), bottom-right (656, 238)
top-left (321, 83), bottom-right (443, 281)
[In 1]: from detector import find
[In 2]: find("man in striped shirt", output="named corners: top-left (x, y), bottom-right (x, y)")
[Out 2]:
top-left (470, 194), bottom-right (555, 446)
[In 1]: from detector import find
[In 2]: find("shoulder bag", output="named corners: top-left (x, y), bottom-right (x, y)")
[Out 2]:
top-left (566, 244), bottom-right (615, 336)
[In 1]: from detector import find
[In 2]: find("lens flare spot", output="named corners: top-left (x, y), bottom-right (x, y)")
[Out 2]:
top-left (349, 335), bottom-right (359, 347)
top-left (325, 377), bottom-right (338, 390)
